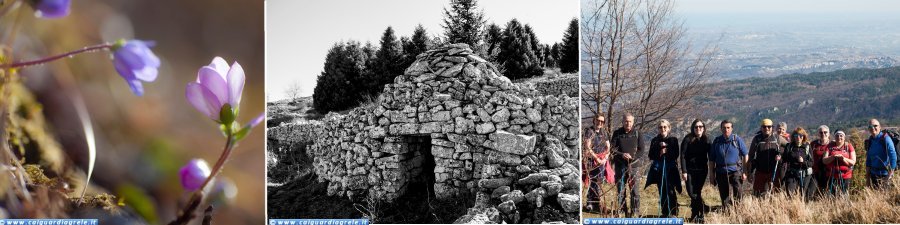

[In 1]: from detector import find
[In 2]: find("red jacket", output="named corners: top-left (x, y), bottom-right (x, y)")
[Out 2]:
top-left (811, 140), bottom-right (830, 175)
top-left (825, 142), bottom-right (855, 179)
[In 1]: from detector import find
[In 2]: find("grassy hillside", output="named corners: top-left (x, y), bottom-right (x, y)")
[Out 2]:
top-left (266, 96), bottom-right (323, 127)
top-left (692, 66), bottom-right (900, 136)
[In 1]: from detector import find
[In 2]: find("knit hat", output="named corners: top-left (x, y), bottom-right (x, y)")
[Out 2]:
top-left (761, 119), bottom-right (773, 126)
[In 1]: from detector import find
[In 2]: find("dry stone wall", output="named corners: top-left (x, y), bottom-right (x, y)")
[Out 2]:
top-left (532, 75), bottom-right (578, 97)
top-left (268, 121), bottom-right (324, 146)
top-left (306, 44), bottom-right (580, 214)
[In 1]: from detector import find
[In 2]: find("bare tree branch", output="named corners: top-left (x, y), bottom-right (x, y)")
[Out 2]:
top-left (581, 0), bottom-right (719, 134)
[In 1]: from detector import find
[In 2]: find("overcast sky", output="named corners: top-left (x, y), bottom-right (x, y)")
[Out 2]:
top-left (266, 0), bottom-right (579, 101)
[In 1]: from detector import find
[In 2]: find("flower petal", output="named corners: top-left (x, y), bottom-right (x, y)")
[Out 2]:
top-left (198, 67), bottom-right (229, 107)
top-left (126, 77), bottom-right (144, 96)
top-left (36, 0), bottom-right (70, 18)
top-left (186, 82), bottom-right (222, 120)
top-left (135, 41), bottom-right (161, 68)
top-left (133, 65), bottom-right (158, 82)
top-left (248, 112), bottom-right (264, 129)
top-left (208, 57), bottom-right (230, 80)
top-left (113, 46), bottom-right (145, 72)
top-left (114, 40), bottom-right (161, 81)
top-left (112, 57), bottom-right (135, 80)
top-left (226, 62), bottom-right (245, 108)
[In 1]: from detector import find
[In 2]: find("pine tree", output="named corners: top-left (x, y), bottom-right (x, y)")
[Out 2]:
top-left (361, 41), bottom-right (377, 96)
top-left (402, 24), bottom-right (430, 69)
top-left (542, 44), bottom-right (557, 68)
top-left (524, 24), bottom-right (543, 67)
top-left (442, 0), bottom-right (485, 47)
top-left (551, 42), bottom-right (561, 65)
top-left (371, 26), bottom-right (404, 96)
top-left (313, 41), bottom-right (368, 112)
top-left (483, 23), bottom-right (503, 62)
top-left (559, 18), bottom-right (579, 73)
top-left (497, 19), bottom-right (542, 79)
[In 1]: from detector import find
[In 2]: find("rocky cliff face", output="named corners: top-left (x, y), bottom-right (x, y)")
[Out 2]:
top-left (305, 44), bottom-right (580, 222)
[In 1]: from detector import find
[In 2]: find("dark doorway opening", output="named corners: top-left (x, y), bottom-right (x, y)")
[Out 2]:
top-left (365, 135), bottom-right (474, 223)
top-left (406, 135), bottom-right (435, 199)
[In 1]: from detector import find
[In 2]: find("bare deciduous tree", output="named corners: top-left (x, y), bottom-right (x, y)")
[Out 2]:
top-left (285, 81), bottom-right (302, 102)
top-left (581, 0), bottom-right (718, 133)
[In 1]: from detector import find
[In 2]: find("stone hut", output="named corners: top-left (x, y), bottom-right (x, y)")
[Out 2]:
top-left (307, 44), bottom-right (580, 215)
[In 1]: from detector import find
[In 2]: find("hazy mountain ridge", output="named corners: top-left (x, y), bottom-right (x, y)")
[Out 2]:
top-left (690, 66), bottom-right (900, 136)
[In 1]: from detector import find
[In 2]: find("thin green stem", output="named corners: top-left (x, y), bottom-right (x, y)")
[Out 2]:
top-left (0, 43), bottom-right (114, 69)
top-left (169, 132), bottom-right (236, 225)
top-left (200, 133), bottom-right (235, 192)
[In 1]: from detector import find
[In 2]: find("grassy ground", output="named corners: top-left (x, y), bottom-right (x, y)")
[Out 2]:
top-left (267, 172), bottom-right (473, 223)
top-left (581, 177), bottom-right (727, 222)
top-left (267, 96), bottom-right (322, 127)
top-left (705, 176), bottom-right (900, 223)
top-left (582, 174), bottom-right (900, 223)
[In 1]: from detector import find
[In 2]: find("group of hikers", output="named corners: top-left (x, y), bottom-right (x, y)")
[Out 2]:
top-left (582, 113), bottom-right (898, 221)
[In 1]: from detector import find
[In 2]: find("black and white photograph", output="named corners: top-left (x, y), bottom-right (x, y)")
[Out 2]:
top-left (265, 0), bottom-right (581, 223)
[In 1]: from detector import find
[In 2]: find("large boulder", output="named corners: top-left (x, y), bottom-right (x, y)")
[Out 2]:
top-left (488, 130), bottom-right (536, 155)
top-left (557, 193), bottom-right (579, 213)
top-left (500, 190), bottom-right (525, 204)
top-left (518, 172), bottom-right (550, 185)
top-left (478, 178), bottom-right (512, 189)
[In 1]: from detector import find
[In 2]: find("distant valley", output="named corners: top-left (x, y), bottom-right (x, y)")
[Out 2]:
top-left (687, 66), bottom-right (900, 136)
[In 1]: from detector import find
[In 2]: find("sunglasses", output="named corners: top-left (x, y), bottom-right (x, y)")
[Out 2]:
top-left (869, 125), bottom-right (879, 129)
top-left (762, 126), bottom-right (772, 129)
top-left (694, 125), bottom-right (705, 129)
top-left (820, 131), bottom-right (829, 134)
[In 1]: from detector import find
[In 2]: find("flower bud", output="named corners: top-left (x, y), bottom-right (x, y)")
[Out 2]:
top-left (179, 159), bottom-right (211, 191)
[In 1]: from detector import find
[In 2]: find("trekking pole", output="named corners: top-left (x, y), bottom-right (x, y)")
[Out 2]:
top-left (660, 158), bottom-right (666, 217)
top-left (770, 158), bottom-right (780, 195)
top-left (798, 151), bottom-right (806, 198)
top-left (662, 156), bottom-right (672, 217)
top-left (800, 171), bottom-right (805, 198)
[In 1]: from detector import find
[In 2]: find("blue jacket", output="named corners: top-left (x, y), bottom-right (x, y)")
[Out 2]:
top-left (866, 132), bottom-right (897, 176)
top-left (709, 134), bottom-right (748, 174)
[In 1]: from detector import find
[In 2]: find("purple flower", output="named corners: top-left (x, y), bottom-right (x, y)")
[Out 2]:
top-left (186, 57), bottom-right (245, 122)
top-left (247, 112), bottom-right (265, 129)
top-left (34, 0), bottom-right (70, 18)
top-left (179, 159), bottom-right (211, 191)
top-left (112, 40), bottom-right (160, 96)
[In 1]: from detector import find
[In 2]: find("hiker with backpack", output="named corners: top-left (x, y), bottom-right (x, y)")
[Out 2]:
top-left (864, 118), bottom-right (897, 190)
top-left (823, 130), bottom-right (856, 196)
top-left (708, 120), bottom-right (748, 208)
top-left (680, 119), bottom-right (711, 222)
top-left (781, 127), bottom-right (813, 199)
top-left (611, 112), bottom-right (645, 217)
top-left (810, 125), bottom-right (832, 197)
top-left (583, 114), bottom-right (613, 212)
top-left (747, 119), bottom-right (789, 197)
top-left (646, 119), bottom-right (681, 218)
